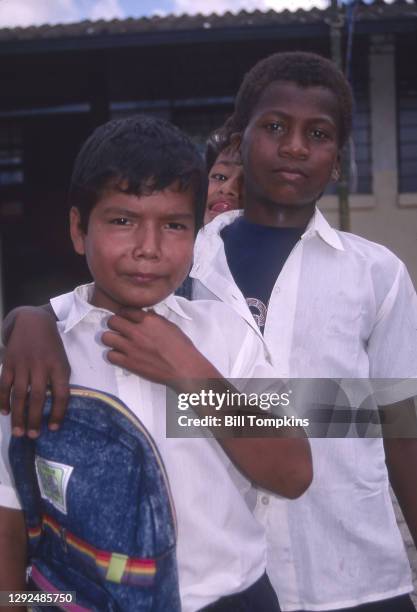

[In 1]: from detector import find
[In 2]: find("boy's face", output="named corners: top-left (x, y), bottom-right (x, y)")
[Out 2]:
top-left (241, 80), bottom-right (340, 212)
top-left (204, 147), bottom-right (243, 224)
top-left (70, 184), bottom-right (195, 312)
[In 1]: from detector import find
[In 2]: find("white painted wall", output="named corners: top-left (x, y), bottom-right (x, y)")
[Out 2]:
top-left (320, 34), bottom-right (417, 289)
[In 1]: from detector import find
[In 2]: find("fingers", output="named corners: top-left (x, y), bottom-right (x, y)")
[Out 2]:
top-left (106, 315), bottom-right (135, 337)
top-left (106, 349), bottom-right (128, 369)
top-left (112, 308), bottom-right (147, 325)
top-left (0, 305), bottom-right (71, 436)
top-left (102, 330), bottom-right (131, 352)
top-left (48, 368), bottom-right (70, 432)
top-left (10, 369), bottom-right (30, 437)
top-left (0, 364), bottom-right (14, 415)
top-left (105, 347), bottom-right (156, 382)
top-left (102, 331), bottom-right (151, 376)
top-left (1, 363), bottom-right (70, 438)
top-left (26, 360), bottom-right (70, 436)
top-left (25, 369), bottom-right (48, 438)
top-left (104, 334), bottom-right (142, 374)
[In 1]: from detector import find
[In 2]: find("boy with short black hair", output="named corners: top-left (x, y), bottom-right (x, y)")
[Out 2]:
top-left (190, 51), bottom-right (417, 612)
top-left (0, 114), bottom-right (312, 612)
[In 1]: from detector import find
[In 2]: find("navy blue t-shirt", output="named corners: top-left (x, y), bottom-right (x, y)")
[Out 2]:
top-left (221, 217), bottom-right (303, 332)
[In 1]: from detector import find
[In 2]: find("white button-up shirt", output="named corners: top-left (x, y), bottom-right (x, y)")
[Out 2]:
top-left (0, 284), bottom-right (275, 612)
top-left (191, 208), bottom-right (417, 611)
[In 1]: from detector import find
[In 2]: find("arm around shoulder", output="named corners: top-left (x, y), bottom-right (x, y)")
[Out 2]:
top-left (0, 304), bottom-right (70, 436)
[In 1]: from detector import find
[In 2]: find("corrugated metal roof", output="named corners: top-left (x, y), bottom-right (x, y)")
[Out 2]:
top-left (0, 0), bottom-right (416, 42)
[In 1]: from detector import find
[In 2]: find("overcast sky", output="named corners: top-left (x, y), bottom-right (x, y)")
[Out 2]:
top-left (0, 0), bottom-right (329, 28)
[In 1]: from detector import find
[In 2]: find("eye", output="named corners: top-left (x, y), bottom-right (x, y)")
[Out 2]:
top-left (164, 222), bottom-right (188, 231)
top-left (110, 217), bottom-right (131, 226)
top-left (210, 172), bottom-right (228, 182)
top-left (311, 128), bottom-right (331, 141)
top-left (265, 121), bottom-right (285, 134)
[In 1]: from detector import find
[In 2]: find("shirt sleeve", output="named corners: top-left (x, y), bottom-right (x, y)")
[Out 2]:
top-left (0, 414), bottom-right (22, 510)
top-left (368, 262), bottom-right (417, 403)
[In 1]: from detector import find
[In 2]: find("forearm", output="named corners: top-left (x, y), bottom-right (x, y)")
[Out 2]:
top-left (174, 373), bottom-right (312, 498)
top-left (220, 434), bottom-right (312, 498)
top-left (0, 536), bottom-right (27, 589)
top-left (2, 304), bottom-right (55, 345)
top-left (0, 509), bottom-right (27, 612)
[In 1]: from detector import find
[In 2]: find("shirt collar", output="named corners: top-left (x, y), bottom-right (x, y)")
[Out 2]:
top-left (61, 283), bottom-right (191, 334)
top-left (202, 209), bottom-right (243, 237)
top-left (302, 207), bottom-right (345, 251)
top-left (199, 206), bottom-right (344, 251)
top-left (159, 293), bottom-right (192, 320)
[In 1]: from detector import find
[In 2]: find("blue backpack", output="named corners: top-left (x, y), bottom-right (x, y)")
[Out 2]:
top-left (9, 385), bottom-right (180, 612)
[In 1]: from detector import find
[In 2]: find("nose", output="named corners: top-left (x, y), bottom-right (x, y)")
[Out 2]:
top-left (279, 128), bottom-right (309, 160)
top-left (219, 175), bottom-right (241, 200)
top-left (132, 224), bottom-right (161, 260)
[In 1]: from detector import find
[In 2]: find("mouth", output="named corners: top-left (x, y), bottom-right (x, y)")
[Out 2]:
top-left (125, 273), bottom-right (163, 285)
top-left (273, 167), bottom-right (307, 181)
top-left (209, 200), bottom-right (235, 214)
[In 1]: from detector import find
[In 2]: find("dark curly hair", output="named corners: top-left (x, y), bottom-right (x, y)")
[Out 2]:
top-left (230, 51), bottom-right (353, 147)
top-left (69, 114), bottom-right (208, 234)
top-left (205, 118), bottom-right (239, 171)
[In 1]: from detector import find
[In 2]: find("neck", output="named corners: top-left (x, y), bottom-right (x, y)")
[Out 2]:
top-left (243, 198), bottom-right (315, 228)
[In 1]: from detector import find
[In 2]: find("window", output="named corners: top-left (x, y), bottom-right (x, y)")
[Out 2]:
top-left (397, 44), bottom-right (417, 193)
top-left (325, 67), bottom-right (373, 195)
top-left (110, 97), bottom-right (234, 153)
top-left (0, 122), bottom-right (23, 187)
top-left (351, 85), bottom-right (373, 194)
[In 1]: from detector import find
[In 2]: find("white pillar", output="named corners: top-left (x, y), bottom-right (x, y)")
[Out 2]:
top-left (369, 34), bottom-right (398, 210)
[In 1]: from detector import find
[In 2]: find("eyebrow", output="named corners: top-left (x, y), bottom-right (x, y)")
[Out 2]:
top-left (212, 159), bottom-right (242, 168)
top-left (260, 109), bottom-right (337, 125)
top-left (102, 207), bottom-right (194, 220)
top-left (102, 207), bottom-right (140, 217)
top-left (160, 212), bottom-right (195, 220)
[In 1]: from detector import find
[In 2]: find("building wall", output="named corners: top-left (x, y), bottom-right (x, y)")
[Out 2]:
top-left (0, 28), bottom-right (415, 318)
top-left (321, 35), bottom-right (417, 288)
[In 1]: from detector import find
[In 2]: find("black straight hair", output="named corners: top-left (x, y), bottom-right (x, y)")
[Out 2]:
top-left (69, 114), bottom-right (208, 234)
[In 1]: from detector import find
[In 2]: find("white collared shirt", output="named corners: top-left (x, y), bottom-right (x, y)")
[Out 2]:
top-left (191, 208), bottom-right (417, 611)
top-left (0, 284), bottom-right (275, 612)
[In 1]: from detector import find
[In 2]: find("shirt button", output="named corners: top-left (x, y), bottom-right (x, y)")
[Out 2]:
top-left (275, 286), bottom-right (280, 293)
top-left (261, 495), bottom-right (269, 505)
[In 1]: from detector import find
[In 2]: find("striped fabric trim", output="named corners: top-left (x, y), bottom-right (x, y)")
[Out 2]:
top-left (34, 514), bottom-right (156, 587)
top-left (31, 565), bottom-right (90, 612)
top-left (28, 524), bottom-right (42, 539)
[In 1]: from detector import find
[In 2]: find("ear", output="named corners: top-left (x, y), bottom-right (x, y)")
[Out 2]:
top-left (69, 207), bottom-right (86, 255)
top-left (331, 154), bottom-right (341, 182)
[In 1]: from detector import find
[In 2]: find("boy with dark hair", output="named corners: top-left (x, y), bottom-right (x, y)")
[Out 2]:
top-left (230, 51), bottom-right (352, 145)
top-left (3, 50), bottom-right (417, 611)
top-left (190, 51), bottom-right (417, 612)
top-left (0, 114), bottom-right (313, 611)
